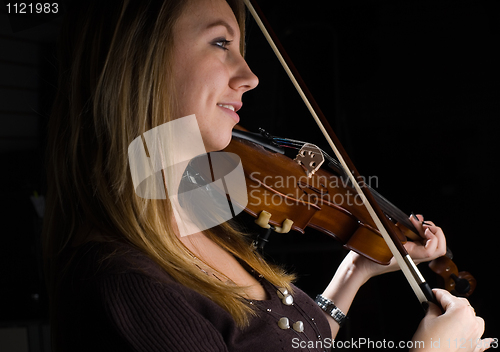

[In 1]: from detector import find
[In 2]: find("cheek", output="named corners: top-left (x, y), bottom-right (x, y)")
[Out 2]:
top-left (174, 67), bottom-right (221, 117)
top-left (172, 54), bottom-right (202, 112)
top-left (174, 68), bottom-right (196, 104)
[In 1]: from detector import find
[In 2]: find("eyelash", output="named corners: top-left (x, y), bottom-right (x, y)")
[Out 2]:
top-left (213, 38), bottom-right (232, 51)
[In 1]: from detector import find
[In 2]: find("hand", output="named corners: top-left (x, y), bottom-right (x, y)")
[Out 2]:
top-left (411, 289), bottom-right (493, 352)
top-left (403, 214), bottom-right (447, 265)
top-left (349, 214), bottom-right (447, 280)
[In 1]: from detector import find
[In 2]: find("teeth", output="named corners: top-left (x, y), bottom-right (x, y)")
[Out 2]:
top-left (217, 104), bottom-right (235, 112)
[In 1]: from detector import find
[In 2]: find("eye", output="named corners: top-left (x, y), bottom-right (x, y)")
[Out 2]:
top-left (212, 38), bottom-right (232, 51)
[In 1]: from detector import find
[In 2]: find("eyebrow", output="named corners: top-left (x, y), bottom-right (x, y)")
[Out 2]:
top-left (205, 20), bottom-right (235, 37)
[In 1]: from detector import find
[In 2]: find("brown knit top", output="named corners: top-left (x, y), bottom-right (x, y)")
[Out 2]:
top-left (52, 241), bottom-right (331, 351)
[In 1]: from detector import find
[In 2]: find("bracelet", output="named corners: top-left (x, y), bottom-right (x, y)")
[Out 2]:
top-left (314, 294), bottom-right (347, 327)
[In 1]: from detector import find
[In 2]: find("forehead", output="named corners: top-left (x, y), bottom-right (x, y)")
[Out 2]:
top-left (175, 0), bottom-right (240, 38)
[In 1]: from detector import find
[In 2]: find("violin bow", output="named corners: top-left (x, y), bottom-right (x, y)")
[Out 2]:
top-left (243, 0), bottom-right (436, 309)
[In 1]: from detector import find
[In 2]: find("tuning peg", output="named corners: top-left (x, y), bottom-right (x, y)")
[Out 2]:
top-left (450, 273), bottom-right (471, 296)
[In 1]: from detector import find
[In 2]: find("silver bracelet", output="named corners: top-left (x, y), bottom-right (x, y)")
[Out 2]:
top-left (315, 294), bottom-right (347, 327)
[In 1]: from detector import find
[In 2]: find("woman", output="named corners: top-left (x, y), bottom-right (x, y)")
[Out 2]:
top-left (43, 0), bottom-right (490, 351)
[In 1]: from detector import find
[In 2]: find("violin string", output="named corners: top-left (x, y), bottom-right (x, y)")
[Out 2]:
top-left (273, 137), bottom-right (343, 170)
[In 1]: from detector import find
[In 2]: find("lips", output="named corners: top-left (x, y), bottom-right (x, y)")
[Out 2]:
top-left (217, 103), bottom-right (235, 111)
top-left (217, 101), bottom-right (242, 112)
top-left (217, 102), bottom-right (242, 123)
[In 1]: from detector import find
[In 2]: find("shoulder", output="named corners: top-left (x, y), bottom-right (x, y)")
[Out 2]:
top-left (56, 241), bottom-right (231, 351)
top-left (73, 240), bottom-right (172, 282)
top-left (65, 240), bottom-right (229, 317)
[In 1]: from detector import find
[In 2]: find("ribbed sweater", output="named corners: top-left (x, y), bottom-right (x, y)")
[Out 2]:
top-left (53, 242), bottom-right (331, 351)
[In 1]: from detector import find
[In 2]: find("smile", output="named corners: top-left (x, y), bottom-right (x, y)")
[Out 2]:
top-left (217, 103), bottom-right (235, 112)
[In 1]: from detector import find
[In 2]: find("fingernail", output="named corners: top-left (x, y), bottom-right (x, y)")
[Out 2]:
top-left (424, 227), bottom-right (433, 238)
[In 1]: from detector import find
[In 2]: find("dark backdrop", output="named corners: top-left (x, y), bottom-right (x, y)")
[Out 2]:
top-left (1, 0), bottom-right (498, 350)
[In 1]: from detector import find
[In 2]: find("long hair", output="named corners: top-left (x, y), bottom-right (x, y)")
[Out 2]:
top-left (43, 0), bottom-right (294, 333)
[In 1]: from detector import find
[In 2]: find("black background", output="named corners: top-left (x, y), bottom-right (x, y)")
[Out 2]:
top-left (1, 0), bottom-right (499, 349)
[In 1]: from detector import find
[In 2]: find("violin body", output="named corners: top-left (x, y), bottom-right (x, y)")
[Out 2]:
top-left (224, 133), bottom-right (406, 265)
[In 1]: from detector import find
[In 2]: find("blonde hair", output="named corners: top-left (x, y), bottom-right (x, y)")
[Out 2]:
top-left (43, 0), bottom-right (294, 332)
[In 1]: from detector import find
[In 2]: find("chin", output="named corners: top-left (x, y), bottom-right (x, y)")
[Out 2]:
top-left (216, 132), bottom-right (233, 152)
top-left (205, 130), bottom-right (233, 153)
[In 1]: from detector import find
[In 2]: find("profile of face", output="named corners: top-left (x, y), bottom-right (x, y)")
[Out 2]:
top-left (171, 0), bottom-right (259, 153)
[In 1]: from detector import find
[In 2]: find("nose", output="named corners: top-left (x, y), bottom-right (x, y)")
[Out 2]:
top-left (229, 55), bottom-right (259, 93)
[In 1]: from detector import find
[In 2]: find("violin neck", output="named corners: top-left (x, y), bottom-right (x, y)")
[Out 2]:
top-left (367, 185), bottom-right (419, 234)
top-left (324, 160), bottom-right (419, 236)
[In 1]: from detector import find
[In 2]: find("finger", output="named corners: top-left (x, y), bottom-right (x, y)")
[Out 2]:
top-left (425, 226), bottom-right (447, 256)
top-left (423, 300), bottom-right (442, 319)
top-left (409, 213), bottom-right (425, 238)
top-left (422, 220), bottom-right (436, 227)
top-left (423, 227), bottom-right (438, 250)
top-left (423, 228), bottom-right (443, 255)
top-left (411, 213), bottom-right (424, 222)
top-left (411, 215), bottom-right (443, 248)
top-left (405, 230), bottom-right (444, 262)
top-left (422, 223), bottom-right (438, 235)
top-left (432, 288), bottom-right (459, 313)
top-left (408, 215), bottom-right (447, 259)
top-left (434, 289), bottom-right (480, 324)
top-left (404, 239), bottom-right (435, 263)
top-left (474, 316), bottom-right (486, 337)
top-left (420, 223), bottom-right (446, 256)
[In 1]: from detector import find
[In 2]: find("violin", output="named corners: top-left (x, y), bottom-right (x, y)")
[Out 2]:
top-left (184, 126), bottom-right (476, 297)
top-left (221, 128), bottom-right (476, 297)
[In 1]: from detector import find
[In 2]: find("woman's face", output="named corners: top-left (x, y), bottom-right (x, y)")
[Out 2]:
top-left (171, 0), bottom-right (258, 153)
